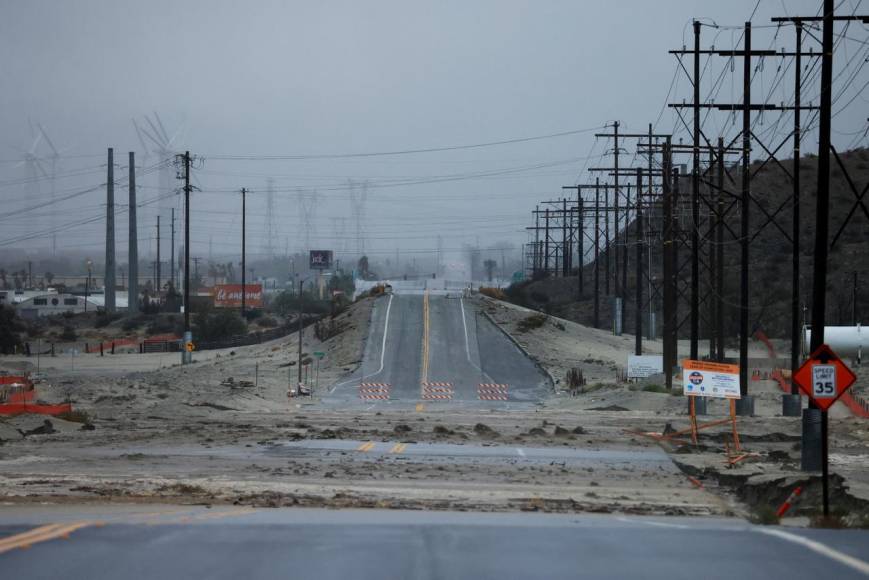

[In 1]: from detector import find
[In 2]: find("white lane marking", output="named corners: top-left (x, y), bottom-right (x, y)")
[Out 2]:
top-left (460, 297), bottom-right (472, 361)
top-left (372, 293), bottom-right (395, 377)
top-left (460, 297), bottom-right (494, 382)
top-left (329, 293), bottom-right (394, 393)
top-left (516, 448), bottom-right (526, 457)
top-left (756, 527), bottom-right (869, 576)
top-left (615, 517), bottom-right (690, 530)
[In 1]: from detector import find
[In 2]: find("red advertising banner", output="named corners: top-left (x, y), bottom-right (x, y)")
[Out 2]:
top-left (213, 284), bottom-right (264, 308)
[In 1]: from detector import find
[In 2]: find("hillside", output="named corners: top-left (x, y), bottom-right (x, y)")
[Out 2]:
top-left (507, 147), bottom-right (869, 343)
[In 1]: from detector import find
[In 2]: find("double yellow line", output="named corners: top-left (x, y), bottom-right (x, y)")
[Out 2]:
top-left (355, 441), bottom-right (407, 454)
top-left (0, 521), bottom-right (94, 555)
top-left (421, 290), bottom-right (431, 387)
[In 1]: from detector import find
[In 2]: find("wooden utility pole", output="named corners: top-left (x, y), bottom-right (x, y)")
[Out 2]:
top-left (662, 140), bottom-right (675, 389)
top-left (128, 151), bottom-right (138, 315)
top-left (170, 207), bottom-right (176, 290)
top-left (635, 168), bottom-right (643, 355)
top-left (155, 215), bottom-right (161, 295)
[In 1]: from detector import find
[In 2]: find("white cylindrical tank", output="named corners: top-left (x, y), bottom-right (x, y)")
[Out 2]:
top-left (803, 325), bottom-right (866, 358)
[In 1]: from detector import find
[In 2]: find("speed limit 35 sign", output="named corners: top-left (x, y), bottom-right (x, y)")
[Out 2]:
top-left (793, 344), bottom-right (857, 411)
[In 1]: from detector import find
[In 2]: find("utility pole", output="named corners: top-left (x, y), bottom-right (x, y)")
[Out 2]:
top-left (716, 139), bottom-right (725, 362)
top-left (594, 179), bottom-right (601, 328)
top-left (562, 198), bottom-right (569, 276)
top-left (155, 215), bottom-right (161, 295)
top-left (534, 205), bottom-right (540, 276)
top-left (787, 22), bottom-right (805, 415)
top-left (544, 209), bottom-right (551, 277)
top-left (635, 168), bottom-right (643, 355)
top-left (690, 20), bottom-right (701, 361)
top-left (613, 122), bottom-right (620, 299)
top-left (662, 141), bottom-right (675, 389)
top-left (105, 148), bottom-right (116, 313)
top-left (297, 278), bottom-right (304, 394)
top-left (170, 207), bottom-right (176, 291)
top-left (738, 21), bottom-right (752, 415)
top-left (604, 184), bottom-right (610, 295)
top-left (809, 0), bottom-right (834, 515)
top-left (192, 257), bottom-right (202, 291)
top-left (128, 151), bottom-right (139, 315)
top-left (241, 187), bottom-right (247, 316)
top-left (180, 151), bottom-right (192, 365)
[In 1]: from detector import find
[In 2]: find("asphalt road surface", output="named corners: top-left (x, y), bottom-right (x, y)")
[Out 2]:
top-left (2, 506), bottom-right (868, 579)
top-left (326, 290), bottom-right (549, 405)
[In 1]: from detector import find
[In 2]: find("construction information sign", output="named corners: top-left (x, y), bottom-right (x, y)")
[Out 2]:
top-left (627, 355), bottom-right (663, 378)
top-left (682, 359), bottom-right (741, 399)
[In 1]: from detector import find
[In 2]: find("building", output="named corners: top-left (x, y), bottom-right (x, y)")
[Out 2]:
top-left (13, 292), bottom-right (127, 319)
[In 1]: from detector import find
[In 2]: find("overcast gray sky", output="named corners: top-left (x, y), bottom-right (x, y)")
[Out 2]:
top-left (1, 0), bottom-right (866, 271)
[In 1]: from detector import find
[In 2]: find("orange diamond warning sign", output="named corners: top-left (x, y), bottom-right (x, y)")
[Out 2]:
top-left (793, 344), bottom-right (857, 412)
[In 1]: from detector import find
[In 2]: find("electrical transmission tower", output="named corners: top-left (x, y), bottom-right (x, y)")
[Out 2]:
top-left (264, 178), bottom-right (276, 259)
top-left (349, 180), bottom-right (369, 258)
top-left (296, 189), bottom-right (318, 252)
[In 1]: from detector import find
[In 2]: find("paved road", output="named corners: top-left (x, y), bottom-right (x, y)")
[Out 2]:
top-left (326, 291), bottom-right (549, 405)
top-left (1, 506), bottom-right (868, 579)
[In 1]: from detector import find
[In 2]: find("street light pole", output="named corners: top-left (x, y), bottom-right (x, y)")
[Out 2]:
top-left (297, 278), bottom-right (304, 394)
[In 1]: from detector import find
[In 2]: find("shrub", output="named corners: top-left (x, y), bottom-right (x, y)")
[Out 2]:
top-left (257, 316), bottom-right (278, 328)
top-left (517, 313), bottom-right (548, 333)
top-left (194, 309), bottom-right (247, 341)
top-left (478, 287), bottom-right (506, 300)
top-left (60, 326), bottom-right (77, 341)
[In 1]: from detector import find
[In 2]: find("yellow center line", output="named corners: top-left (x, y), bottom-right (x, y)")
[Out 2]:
top-left (389, 443), bottom-right (408, 454)
top-left (415, 403), bottom-right (425, 412)
top-left (357, 441), bottom-right (375, 452)
top-left (0, 522), bottom-right (93, 554)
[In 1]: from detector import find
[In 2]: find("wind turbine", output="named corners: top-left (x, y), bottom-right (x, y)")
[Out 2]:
top-left (12, 122), bottom-right (53, 252)
top-left (133, 112), bottom-right (185, 261)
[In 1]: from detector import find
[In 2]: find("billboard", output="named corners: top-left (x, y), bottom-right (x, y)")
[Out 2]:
top-left (682, 359), bottom-right (741, 399)
top-left (213, 284), bottom-right (263, 308)
top-left (309, 250), bottom-right (333, 270)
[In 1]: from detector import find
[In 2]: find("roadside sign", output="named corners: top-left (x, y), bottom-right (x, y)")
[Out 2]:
top-left (313, 351), bottom-right (325, 359)
top-left (309, 250), bottom-right (333, 270)
top-left (793, 344), bottom-right (856, 412)
top-left (627, 355), bottom-right (663, 378)
top-left (682, 359), bottom-right (741, 399)
top-left (186, 342), bottom-right (195, 352)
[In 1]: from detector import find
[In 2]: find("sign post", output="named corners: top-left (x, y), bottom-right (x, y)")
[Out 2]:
top-left (792, 344), bottom-right (857, 517)
top-left (681, 360), bottom-right (741, 447)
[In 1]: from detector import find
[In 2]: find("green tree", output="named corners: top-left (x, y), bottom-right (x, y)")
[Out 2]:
top-left (194, 308), bottom-right (247, 341)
